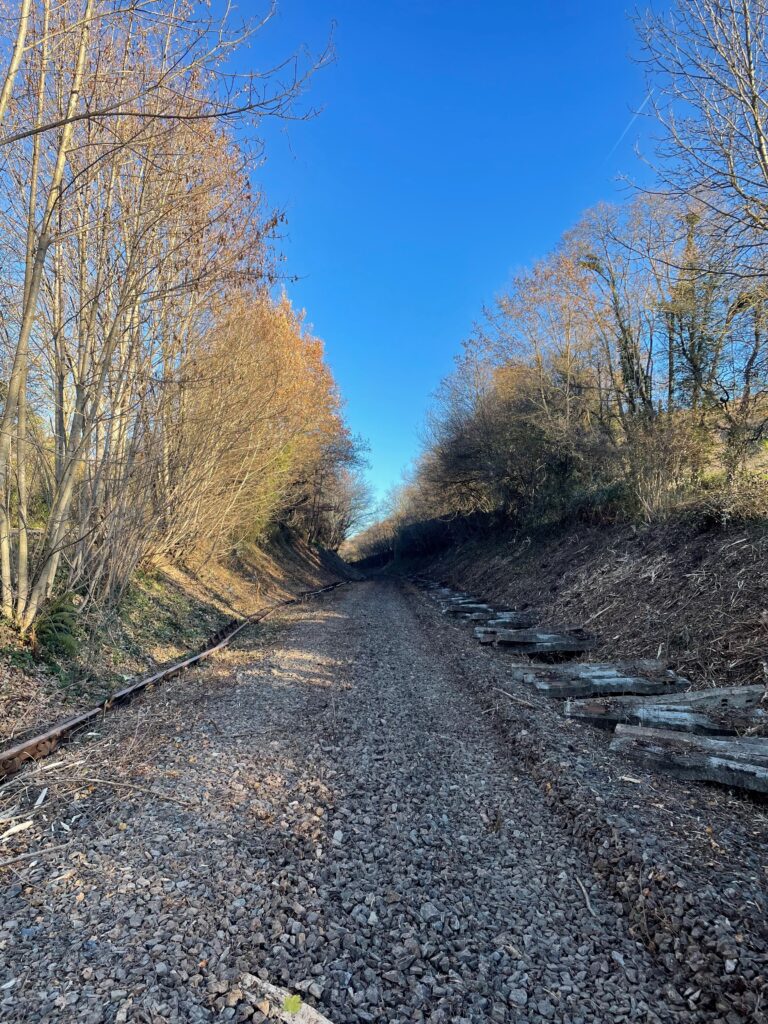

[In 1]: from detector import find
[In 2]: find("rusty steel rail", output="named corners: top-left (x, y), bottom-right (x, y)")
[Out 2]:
top-left (0, 580), bottom-right (347, 782)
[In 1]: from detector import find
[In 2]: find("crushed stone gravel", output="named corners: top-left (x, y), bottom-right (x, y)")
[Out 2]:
top-left (0, 580), bottom-right (750, 1022)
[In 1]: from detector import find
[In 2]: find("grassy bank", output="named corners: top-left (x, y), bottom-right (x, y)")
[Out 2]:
top-left (0, 532), bottom-right (350, 745)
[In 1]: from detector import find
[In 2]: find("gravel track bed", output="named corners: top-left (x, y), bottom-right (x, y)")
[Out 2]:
top-left (404, 576), bottom-right (768, 1023)
top-left (0, 580), bottom-right (736, 1022)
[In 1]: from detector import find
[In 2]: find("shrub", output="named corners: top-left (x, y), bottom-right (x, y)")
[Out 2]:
top-left (33, 595), bottom-right (81, 660)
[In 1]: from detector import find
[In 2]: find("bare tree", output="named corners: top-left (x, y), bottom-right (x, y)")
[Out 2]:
top-left (0, 0), bottom-right (342, 632)
top-left (638, 0), bottom-right (768, 269)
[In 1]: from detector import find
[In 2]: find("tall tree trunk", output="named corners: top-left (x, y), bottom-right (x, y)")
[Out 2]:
top-left (17, 0), bottom-right (50, 621)
top-left (0, 0), bottom-right (33, 131)
top-left (3, 0), bottom-right (93, 623)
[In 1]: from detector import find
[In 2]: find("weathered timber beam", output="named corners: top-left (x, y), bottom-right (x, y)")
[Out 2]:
top-left (486, 613), bottom-right (538, 629)
top-left (444, 603), bottom-right (493, 616)
top-left (510, 662), bottom-right (688, 698)
top-left (566, 684), bottom-right (767, 733)
top-left (609, 724), bottom-right (768, 794)
top-left (494, 629), bottom-right (596, 650)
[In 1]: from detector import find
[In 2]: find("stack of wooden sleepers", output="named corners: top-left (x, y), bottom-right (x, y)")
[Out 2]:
top-left (413, 576), bottom-right (768, 795)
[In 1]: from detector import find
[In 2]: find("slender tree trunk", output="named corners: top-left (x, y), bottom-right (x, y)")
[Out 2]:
top-left (4, 0), bottom-right (93, 623)
top-left (17, 0), bottom-right (51, 621)
top-left (0, 0), bottom-right (33, 131)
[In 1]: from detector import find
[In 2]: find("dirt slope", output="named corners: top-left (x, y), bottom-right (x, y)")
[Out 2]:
top-left (425, 517), bottom-right (768, 687)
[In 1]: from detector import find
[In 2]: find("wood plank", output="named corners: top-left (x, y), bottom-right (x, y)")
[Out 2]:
top-left (566, 684), bottom-right (767, 733)
top-left (511, 661), bottom-right (688, 697)
top-left (487, 628), bottom-right (568, 642)
top-left (243, 979), bottom-right (336, 1023)
top-left (475, 628), bottom-right (595, 651)
top-left (609, 725), bottom-right (768, 794)
top-left (444, 603), bottom-right (493, 616)
top-left (475, 628), bottom-right (499, 644)
top-left (517, 640), bottom-right (596, 655)
top-left (491, 628), bottom-right (596, 653)
top-left (486, 612), bottom-right (537, 629)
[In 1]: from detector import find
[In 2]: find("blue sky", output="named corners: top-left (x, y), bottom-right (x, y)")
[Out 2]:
top-left (244, 1), bottom-right (658, 503)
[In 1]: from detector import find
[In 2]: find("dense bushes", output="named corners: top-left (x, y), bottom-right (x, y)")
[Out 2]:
top-left (350, 195), bottom-right (768, 564)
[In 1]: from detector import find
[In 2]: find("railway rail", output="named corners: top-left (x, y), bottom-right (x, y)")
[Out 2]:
top-left (0, 579), bottom-right (347, 782)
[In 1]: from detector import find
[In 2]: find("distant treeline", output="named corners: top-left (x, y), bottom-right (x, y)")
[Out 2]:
top-left (348, 1), bottom-right (768, 566)
top-left (0, 1), bottom-right (367, 630)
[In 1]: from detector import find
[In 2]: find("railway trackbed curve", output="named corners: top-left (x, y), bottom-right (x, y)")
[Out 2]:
top-left (0, 580), bottom-right (347, 782)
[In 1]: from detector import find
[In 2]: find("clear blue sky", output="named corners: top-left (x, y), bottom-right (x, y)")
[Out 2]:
top-left (245, 1), bottom-right (658, 503)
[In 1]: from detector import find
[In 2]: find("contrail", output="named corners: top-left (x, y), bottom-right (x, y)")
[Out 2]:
top-left (606, 89), bottom-right (654, 160)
